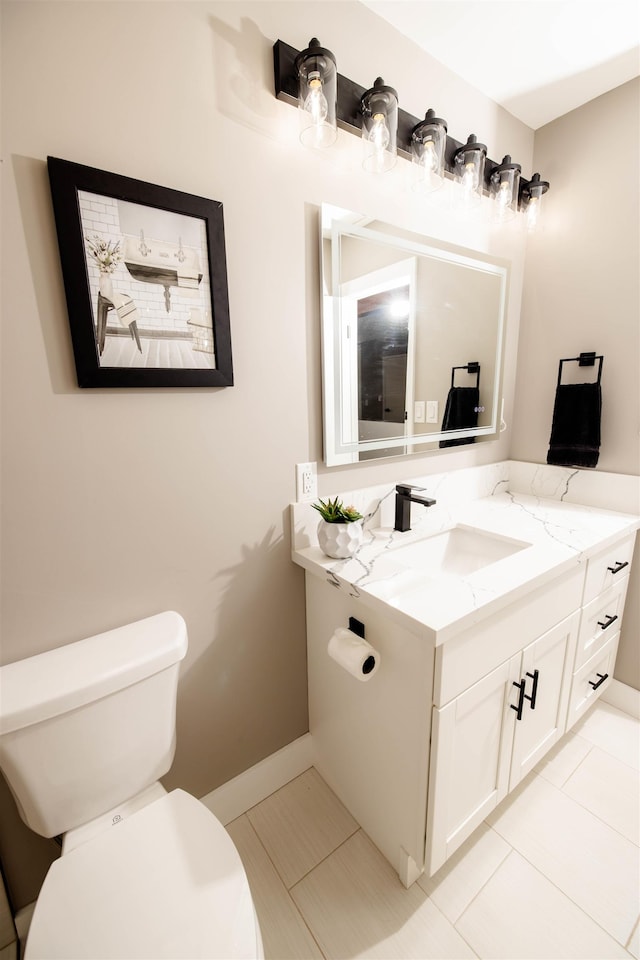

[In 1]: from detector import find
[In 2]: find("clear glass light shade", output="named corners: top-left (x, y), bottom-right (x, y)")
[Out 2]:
top-left (411, 110), bottom-right (447, 193)
top-left (361, 78), bottom-right (398, 173)
top-left (522, 173), bottom-right (549, 232)
top-left (490, 155), bottom-right (521, 222)
top-left (453, 135), bottom-right (486, 207)
top-left (295, 39), bottom-right (337, 148)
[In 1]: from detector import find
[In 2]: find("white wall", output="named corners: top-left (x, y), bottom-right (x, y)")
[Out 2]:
top-left (1, 0), bottom-right (535, 907)
top-left (512, 79), bottom-right (640, 691)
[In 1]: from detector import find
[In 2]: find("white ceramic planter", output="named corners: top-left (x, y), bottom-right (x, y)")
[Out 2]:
top-left (317, 520), bottom-right (363, 559)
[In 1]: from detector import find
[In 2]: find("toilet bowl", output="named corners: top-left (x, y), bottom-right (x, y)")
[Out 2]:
top-left (0, 612), bottom-right (264, 960)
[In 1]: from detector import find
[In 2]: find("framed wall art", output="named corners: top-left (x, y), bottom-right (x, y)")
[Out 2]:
top-left (47, 156), bottom-right (233, 388)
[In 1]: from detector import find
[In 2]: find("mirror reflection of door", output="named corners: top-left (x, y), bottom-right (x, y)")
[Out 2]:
top-left (341, 259), bottom-right (417, 460)
top-left (358, 288), bottom-right (409, 424)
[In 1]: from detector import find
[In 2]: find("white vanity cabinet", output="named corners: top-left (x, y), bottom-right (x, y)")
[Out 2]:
top-left (299, 501), bottom-right (638, 889)
top-left (425, 570), bottom-right (582, 875)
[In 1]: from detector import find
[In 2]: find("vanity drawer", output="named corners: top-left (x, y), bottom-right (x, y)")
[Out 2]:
top-left (575, 578), bottom-right (629, 670)
top-left (566, 632), bottom-right (619, 730)
top-left (434, 566), bottom-right (583, 707)
top-left (582, 535), bottom-right (635, 605)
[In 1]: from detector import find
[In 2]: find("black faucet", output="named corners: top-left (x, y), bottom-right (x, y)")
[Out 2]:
top-left (394, 484), bottom-right (437, 532)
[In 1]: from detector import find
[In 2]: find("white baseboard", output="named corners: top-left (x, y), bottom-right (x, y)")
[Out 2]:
top-left (199, 733), bottom-right (316, 825)
top-left (601, 679), bottom-right (640, 719)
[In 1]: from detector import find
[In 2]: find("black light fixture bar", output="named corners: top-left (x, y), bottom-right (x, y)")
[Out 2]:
top-left (273, 39), bottom-right (538, 197)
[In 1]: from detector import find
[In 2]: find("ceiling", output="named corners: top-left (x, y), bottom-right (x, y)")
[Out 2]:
top-left (362, 1), bottom-right (640, 129)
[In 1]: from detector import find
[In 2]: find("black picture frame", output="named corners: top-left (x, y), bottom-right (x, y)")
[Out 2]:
top-left (47, 156), bottom-right (233, 388)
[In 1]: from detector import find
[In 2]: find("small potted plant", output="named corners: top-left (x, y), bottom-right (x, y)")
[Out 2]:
top-left (312, 497), bottom-right (364, 559)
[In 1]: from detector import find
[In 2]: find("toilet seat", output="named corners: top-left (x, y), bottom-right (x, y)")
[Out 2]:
top-left (25, 790), bottom-right (263, 960)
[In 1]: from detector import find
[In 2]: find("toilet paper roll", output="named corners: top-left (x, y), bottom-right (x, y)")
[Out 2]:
top-left (328, 627), bottom-right (380, 681)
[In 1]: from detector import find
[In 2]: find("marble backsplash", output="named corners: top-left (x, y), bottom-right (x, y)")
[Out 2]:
top-left (291, 460), bottom-right (640, 554)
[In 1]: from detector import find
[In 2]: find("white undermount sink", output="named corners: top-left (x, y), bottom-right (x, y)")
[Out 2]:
top-left (389, 525), bottom-right (529, 578)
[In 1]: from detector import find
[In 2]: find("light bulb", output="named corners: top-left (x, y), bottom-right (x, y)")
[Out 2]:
top-left (493, 178), bottom-right (513, 221)
top-left (368, 113), bottom-right (390, 152)
top-left (462, 160), bottom-right (478, 196)
top-left (422, 139), bottom-right (438, 173)
top-left (303, 75), bottom-right (328, 127)
top-left (526, 196), bottom-right (540, 231)
top-left (497, 179), bottom-right (511, 207)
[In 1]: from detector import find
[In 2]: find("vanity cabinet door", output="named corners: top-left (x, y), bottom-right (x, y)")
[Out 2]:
top-left (508, 613), bottom-right (579, 791)
top-left (425, 654), bottom-right (521, 876)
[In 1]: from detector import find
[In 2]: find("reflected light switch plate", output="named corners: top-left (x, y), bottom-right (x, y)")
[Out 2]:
top-left (414, 401), bottom-right (425, 423)
top-left (426, 400), bottom-right (439, 423)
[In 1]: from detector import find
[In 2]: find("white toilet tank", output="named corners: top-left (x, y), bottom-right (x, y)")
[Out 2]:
top-left (0, 612), bottom-right (187, 838)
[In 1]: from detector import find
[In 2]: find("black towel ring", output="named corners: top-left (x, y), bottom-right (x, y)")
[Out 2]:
top-left (451, 361), bottom-right (480, 390)
top-left (557, 352), bottom-right (603, 388)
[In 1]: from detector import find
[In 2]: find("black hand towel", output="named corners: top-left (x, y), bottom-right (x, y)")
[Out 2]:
top-left (547, 381), bottom-right (602, 468)
top-left (439, 386), bottom-right (479, 448)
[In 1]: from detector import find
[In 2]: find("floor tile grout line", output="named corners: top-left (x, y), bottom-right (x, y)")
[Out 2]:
top-left (240, 813), bottom-right (329, 960)
top-left (558, 782), bottom-right (640, 848)
top-left (453, 846), bottom-right (518, 933)
top-left (288, 824), bottom-right (362, 892)
top-left (557, 740), bottom-right (640, 846)
top-left (489, 810), bottom-right (638, 950)
top-left (543, 739), bottom-right (594, 790)
top-left (539, 746), bottom-right (640, 849)
top-left (425, 892), bottom-right (481, 959)
top-left (471, 842), bottom-right (637, 954)
top-left (572, 734), bottom-right (640, 775)
top-left (625, 914), bottom-right (640, 953)
top-left (241, 764), bottom-right (317, 819)
top-left (425, 822), bottom-right (512, 927)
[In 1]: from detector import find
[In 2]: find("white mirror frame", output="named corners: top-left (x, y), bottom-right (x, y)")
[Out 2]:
top-left (320, 204), bottom-right (510, 466)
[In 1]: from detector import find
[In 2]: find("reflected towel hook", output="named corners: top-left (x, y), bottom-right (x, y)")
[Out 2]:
top-left (451, 361), bottom-right (480, 389)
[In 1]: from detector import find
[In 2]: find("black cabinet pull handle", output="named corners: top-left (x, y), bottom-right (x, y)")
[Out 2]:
top-left (511, 679), bottom-right (526, 721)
top-left (607, 561), bottom-right (629, 575)
top-left (524, 669), bottom-right (539, 710)
top-left (589, 672), bottom-right (609, 691)
top-left (596, 614), bottom-right (618, 631)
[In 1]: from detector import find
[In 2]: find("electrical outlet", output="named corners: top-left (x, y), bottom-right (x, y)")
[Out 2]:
top-left (296, 462), bottom-right (317, 502)
top-left (414, 400), bottom-right (425, 423)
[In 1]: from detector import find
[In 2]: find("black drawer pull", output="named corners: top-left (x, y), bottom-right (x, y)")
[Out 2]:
top-left (596, 614), bottom-right (618, 631)
top-left (589, 672), bottom-right (609, 691)
top-left (511, 679), bottom-right (526, 721)
top-left (524, 669), bottom-right (539, 710)
top-left (607, 561), bottom-right (629, 575)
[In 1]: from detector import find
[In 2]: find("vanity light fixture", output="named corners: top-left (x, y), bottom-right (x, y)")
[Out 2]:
top-left (453, 134), bottom-right (487, 206)
top-left (520, 172), bottom-right (549, 231)
top-left (410, 108), bottom-right (447, 192)
top-left (273, 38), bottom-right (550, 225)
top-left (361, 78), bottom-right (399, 173)
top-left (294, 38), bottom-right (338, 148)
top-left (490, 155), bottom-right (521, 222)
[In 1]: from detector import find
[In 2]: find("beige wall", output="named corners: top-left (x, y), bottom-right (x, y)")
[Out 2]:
top-left (1, 0), bottom-right (534, 908)
top-left (512, 79), bottom-right (640, 691)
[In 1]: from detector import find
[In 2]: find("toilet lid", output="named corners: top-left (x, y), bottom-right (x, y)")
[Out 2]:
top-left (25, 790), bottom-right (262, 960)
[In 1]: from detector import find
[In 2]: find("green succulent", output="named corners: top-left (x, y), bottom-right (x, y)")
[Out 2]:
top-left (311, 497), bottom-right (363, 524)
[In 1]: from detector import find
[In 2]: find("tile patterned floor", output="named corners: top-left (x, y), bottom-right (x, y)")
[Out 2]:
top-left (227, 702), bottom-right (640, 959)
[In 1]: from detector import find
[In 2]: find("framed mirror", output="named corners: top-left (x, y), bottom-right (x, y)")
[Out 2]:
top-left (320, 204), bottom-right (509, 465)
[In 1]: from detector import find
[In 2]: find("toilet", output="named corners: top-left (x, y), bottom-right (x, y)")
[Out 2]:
top-left (0, 612), bottom-right (264, 959)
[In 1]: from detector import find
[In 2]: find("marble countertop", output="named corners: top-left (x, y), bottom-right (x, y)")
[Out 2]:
top-left (292, 491), bottom-right (639, 644)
